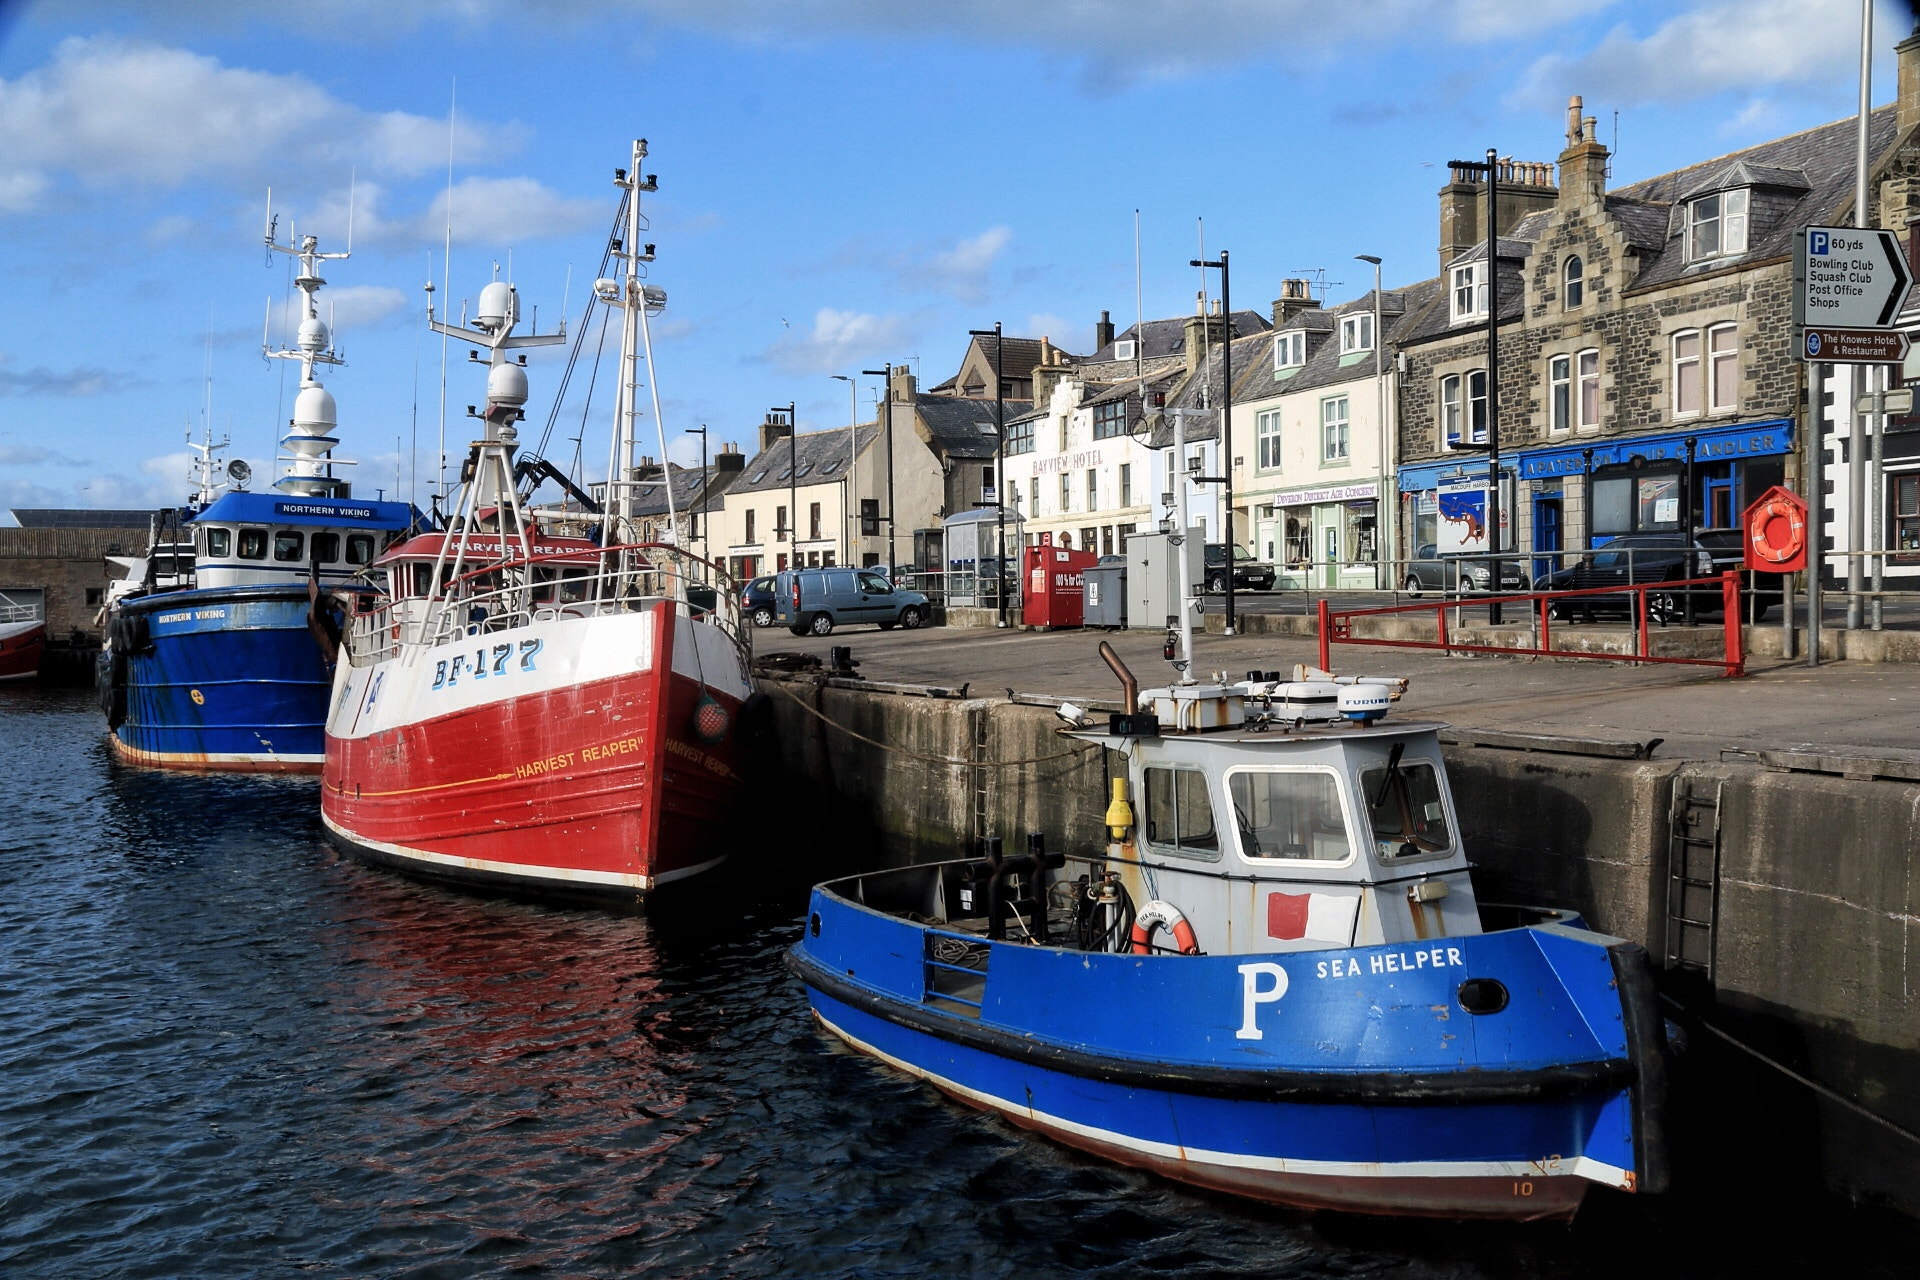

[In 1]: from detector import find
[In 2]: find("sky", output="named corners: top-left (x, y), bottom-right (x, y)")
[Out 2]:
top-left (0, 0), bottom-right (1911, 518)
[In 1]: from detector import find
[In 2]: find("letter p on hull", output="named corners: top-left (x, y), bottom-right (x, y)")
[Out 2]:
top-left (1235, 962), bottom-right (1290, 1040)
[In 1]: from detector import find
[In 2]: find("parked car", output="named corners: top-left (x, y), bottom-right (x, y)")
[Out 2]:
top-left (1531, 531), bottom-right (1778, 622)
top-left (1203, 543), bottom-right (1276, 593)
top-left (776, 566), bottom-right (932, 637)
top-left (1401, 543), bottom-right (1526, 595)
top-left (740, 575), bottom-right (778, 627)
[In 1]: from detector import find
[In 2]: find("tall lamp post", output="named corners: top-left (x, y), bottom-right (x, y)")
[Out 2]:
top-left (1189, 249), bottom-right (1236, 634)
top-left (1445, 149), bottom-right (1505, 624)
top-left (683, 423), bottom-right (708, 571)
top-left (830, 373), bottom-right (857, 567)
top-left (862, 367), bottom-right (897, 574)
top-left (969, 323), bottom-right (1008, 626)
top-left (1356, 254), bottom-right (1386, 588)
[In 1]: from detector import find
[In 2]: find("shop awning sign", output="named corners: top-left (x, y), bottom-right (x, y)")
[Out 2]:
top-left (1796, 226), bottom-right (1913, 334)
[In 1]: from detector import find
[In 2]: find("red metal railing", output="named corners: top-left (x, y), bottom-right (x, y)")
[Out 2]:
top-left (1317, 569), bottom-right (1745, 678)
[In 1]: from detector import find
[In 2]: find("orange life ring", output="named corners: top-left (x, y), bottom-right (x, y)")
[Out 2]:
top-left (1130, 899), bottom-right (1202, 956)
top-left (1748, 494), bottom-right (1807, 564)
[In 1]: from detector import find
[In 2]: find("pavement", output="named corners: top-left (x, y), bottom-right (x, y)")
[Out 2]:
top-left (750, 618), bottom-right (1920, 761)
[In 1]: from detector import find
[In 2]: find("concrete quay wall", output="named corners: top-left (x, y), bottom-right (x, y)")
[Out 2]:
top-left (761, 673), bottom-right (1920, 1216)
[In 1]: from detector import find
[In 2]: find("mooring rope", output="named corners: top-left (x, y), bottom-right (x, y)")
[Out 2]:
top-left (769, 680), bottom-right (1098, 769)
top-left (1661, 993), bottom-right (1920, 1148)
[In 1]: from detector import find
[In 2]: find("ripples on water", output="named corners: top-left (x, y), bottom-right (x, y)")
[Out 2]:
top-left (3, 686), bottom-right (1918, 1279)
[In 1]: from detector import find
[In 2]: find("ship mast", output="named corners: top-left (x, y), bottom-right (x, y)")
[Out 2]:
top-left (263, 198), bottom-right (352, 498)
top-left (594, 141), bottom-right (669, 578)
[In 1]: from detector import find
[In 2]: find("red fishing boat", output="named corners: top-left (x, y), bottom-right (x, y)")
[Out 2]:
top-left (0, 596), bottom-right (46, 682)
top-left (322, 140), bottom-right (753, 903)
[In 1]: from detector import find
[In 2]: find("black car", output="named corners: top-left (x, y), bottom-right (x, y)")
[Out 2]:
top-left (1204, 543), bottom-right (1276, 593)
top-left (1532, 531), bottom-right (1778, 622)
top-left (740, 574), bottom-right (778, 627)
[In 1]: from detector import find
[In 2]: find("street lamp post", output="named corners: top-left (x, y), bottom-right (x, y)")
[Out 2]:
top-left (1190, 249), bottom-right (1236, 634)
top-left (969, 324), bottom-right (1008, 626)
top-left (830, 374), bottom-right (857, 567)
top-left (770, 402), bottom-right (796, 570)
top-left (684, 424), bottom-right (708, 571)
top-left (862, 367), bottom-right (897, 575)
top-left (1445, 149), bottom-right (1505, 624)
top-left (1356, 254), bottom-right (1385, 589)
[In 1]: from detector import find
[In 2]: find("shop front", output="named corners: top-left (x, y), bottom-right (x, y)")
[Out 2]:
top-left (1397, 460), bottom-right (1517, 569)
top-left (1257, 480), bottom-right (1381, 589)
top-left (1515, 418), bottom-right (1792, 551)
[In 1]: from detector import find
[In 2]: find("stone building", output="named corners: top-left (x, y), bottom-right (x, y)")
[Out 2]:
top-left (0, 508), bottom-right (157, 653)
top-left (1391, 87), bottom-right (1905, 580)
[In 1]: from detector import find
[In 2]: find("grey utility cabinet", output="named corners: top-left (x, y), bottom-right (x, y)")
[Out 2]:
top-left (1125, 529), bottom-right (1202, 631)
top-left (1083, 555), bottom-right (1128, 628)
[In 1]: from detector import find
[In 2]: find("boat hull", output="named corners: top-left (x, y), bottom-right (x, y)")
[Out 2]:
top-left (789, 867), bottom-right (1667, 1221)
top-left (103, 587), bottom-right (333, 771)
top-left (323, 601), bottom-right (749, 903)
top-left (0, 618), bottom-right (46, 682)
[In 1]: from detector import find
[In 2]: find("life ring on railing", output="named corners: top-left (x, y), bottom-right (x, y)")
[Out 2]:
top-left (1130, 900), bottom-right (1202, 956)
top-left (1748, 493), bottom-right (1807, 564)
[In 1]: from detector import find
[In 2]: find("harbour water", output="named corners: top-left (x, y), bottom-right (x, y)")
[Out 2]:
top-left (4, 685), bottom-right (1917, 1279)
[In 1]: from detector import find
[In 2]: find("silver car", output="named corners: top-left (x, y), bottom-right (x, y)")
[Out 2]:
top-left (1401, 543), bottom-right (1526, 596)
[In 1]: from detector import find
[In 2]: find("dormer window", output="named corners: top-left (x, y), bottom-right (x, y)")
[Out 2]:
top-left (1340, 313), bottom-right (1373, 354)
top-left (1113, 339), bottom-right (1136, 361)
top-left (1687, 189), bottom-right (1748, 262)
top-left (1563, 255), bottom-right (1584, 309)
top-left (1274, 331), bottom-right (1306, 370)
top-left (1449, 262), bottom-right (1488, 324)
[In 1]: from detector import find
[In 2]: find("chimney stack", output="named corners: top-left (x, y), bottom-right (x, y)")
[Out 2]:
top-left (759, 411), bottom-right (792, 455)
top-left (1094, 309), bottom-right (1115, 351)
top-left (1271, 278), bottom-right (1315, 327)
top-left (1183, 294), bottom-right (1227, 377)
top-left (1900, 24), bottom-right (1920, 139)
top-left (714, 442), bottom-right (746, 473)
top-left (1556, 94), bottom-right (1609, 215)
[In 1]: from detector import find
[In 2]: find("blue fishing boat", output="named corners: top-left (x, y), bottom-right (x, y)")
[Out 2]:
top-left (789, 413), bottom-right (1666, 1219)
top-left (99, 221), bottom-right (416, 771)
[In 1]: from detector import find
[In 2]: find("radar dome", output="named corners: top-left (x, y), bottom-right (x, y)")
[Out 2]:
top-left (297, 316), bottom-right (330, 352)
top-left (477, 281), bottom-right (515, 331)
top-left (487, 361), bottom-right (528, 409)
top-left (293, 384), bottom-right (338, 430)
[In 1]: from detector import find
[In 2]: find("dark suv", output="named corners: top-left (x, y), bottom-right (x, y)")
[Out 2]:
top-left (1203, 543), bottom-right (1275, 593)
top-left (1532, 531), bottom-right (1778, 621)
top-left (740, 575), bottom-right (778, 627)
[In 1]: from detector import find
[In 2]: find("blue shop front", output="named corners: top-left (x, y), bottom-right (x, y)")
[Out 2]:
top-left (1398, 419), bottom-right (1794, 576)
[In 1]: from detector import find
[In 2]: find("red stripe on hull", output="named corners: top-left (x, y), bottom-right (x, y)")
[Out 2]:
top-left (0, 622), bottom-right (45, 681)
top-left (323, 666), bottom-right (741, 894)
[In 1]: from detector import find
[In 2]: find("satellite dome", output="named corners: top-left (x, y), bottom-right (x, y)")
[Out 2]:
top-left (477, 281), bottom-right (515, 331)
top-left (297, 316), bottom-right (330, 352)
top-left (487, 361), bottom-right (528, 409)
top-left (293, 384), bottom-right (338, 430)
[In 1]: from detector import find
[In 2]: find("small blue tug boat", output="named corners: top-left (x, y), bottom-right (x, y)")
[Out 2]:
top-left (788, 654), bottom-right (1668, 1219)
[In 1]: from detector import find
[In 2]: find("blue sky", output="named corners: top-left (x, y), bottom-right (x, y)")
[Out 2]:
top-left (0, 0), bottom-right (1906, 518)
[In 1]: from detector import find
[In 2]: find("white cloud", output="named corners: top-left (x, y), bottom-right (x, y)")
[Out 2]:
top-left (269, 285), bottom-right (410, 339)
top-left (763, 308), bottom-right (919, 375)
top-left (0, 352), bottom-right (141, 396)
top-left (415, 176), bottom-right (606, 248)
top-left (1512, 0), bottom-right (1863, 111)
top-left (0, 36), bottom-right (509, 213)
top-left (905, 227), bottom-right (1011, 303)
top-left (1024, 313), bottom-right (1079, 350)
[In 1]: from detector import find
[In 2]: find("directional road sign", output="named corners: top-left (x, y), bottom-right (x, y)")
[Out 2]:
top-left (1803, 326), bottom-right (1911, 364)
top-left (1797, 226), bottom-right (1913, 329)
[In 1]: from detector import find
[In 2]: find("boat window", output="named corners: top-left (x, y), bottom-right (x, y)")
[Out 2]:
top-left (236, 527), bottom-right (268, 560)
top-left (411, 563), bottom-right (435, 597)
top-left (1228, 769), bottom-right (1352, 861)
top-left (273, 530), bottom-right (305, 562)
top-left (1361, 759), bottom-right (1453, 858)
top-left (345, 534), bottom-right (375, 565)
top-left (201, 526), bottom-right (231, 557)
top-left (1143, 767), bottom-right (1219, 855)
top-left (531, 565), bottom-right (556, 604)
top-left (310, 532), bottom-right (341, 563)
top-left (558, 566), bottom-right (592, 604)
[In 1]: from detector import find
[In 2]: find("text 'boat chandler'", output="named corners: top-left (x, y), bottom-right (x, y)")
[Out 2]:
top-left (323, 141), bottom-right (753, 903)
top-left (789, 411), bottom-right (1667, 1220)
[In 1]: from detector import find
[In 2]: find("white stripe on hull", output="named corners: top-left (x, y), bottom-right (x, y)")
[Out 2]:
top-left (814, 1009), bottom-right (1631, 1189)
top-left (321, 809), bottom-right (729, 892)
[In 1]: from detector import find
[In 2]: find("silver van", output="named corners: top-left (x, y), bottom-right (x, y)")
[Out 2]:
top-left (775, 567), bottom-right (931, 637)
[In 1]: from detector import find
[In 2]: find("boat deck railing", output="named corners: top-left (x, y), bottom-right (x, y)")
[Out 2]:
top-left (0, 594), bottom-right (45, 624)
top-left (344, 543), bottom-right (745, 666)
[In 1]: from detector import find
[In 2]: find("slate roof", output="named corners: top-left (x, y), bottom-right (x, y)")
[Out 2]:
top-left (9, 508), bottom-right (159, 528)
top-left (1242, 278), bottom-right (1442, 401)
top-left (1142, 332), bottom-right (1272, 447)
top-left (1398, 211), bottom-right (1543, 346)
top-left (731, 425), bottom-right (878, 495)
top-left (1612, 104), bottom-right (1897, 292)
top-left (630, 463), bottom-right (742, 519)
top-left (1081, 310), bottom-right (1270, 364)
top-left (928, 335), bottom-right (1053, 393)
top-left (917, 395), bottom-right (1032, 460)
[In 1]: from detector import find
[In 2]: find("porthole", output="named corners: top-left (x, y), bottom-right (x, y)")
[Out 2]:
top-left (1457, 977), bottom-right (1509, 1015)
top-left (809, 911), bottom-right (822, 937)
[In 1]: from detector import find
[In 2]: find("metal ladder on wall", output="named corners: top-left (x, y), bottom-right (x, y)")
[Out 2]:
top-left (1663, 778), bottom-right (1723, 977)
top-left (970, 707), bottom-right (991, 851)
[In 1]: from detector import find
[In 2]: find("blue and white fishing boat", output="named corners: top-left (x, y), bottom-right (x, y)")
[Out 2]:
top-left (99, 221), bottom-right (416, 771)
top-left (788, 410), bottom-right (1667, 1220)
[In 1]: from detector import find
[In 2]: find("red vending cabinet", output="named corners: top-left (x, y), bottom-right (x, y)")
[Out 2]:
top-left (1022, 545), bottom-right (1098, 629)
